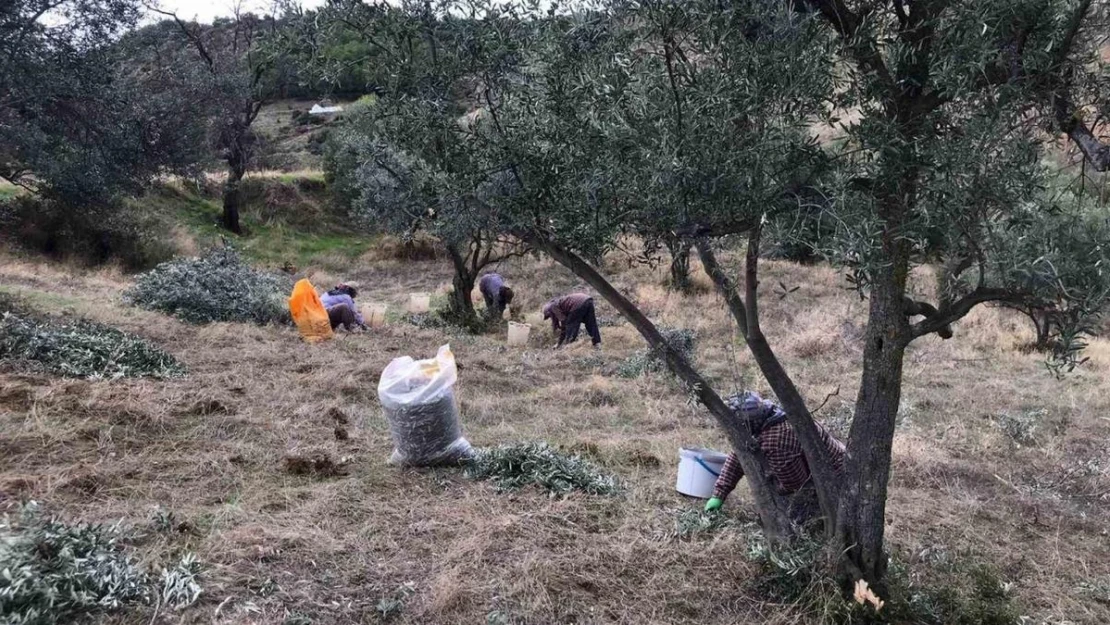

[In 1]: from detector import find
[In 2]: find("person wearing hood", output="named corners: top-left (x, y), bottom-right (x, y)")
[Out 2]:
top-left (705, 391), bottom-right (846, 525)
top-left (321, 283), bottom-right (366, 331)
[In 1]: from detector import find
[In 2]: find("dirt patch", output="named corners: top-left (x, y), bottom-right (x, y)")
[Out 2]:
top-left (282, 451), bottom-right (349, 477)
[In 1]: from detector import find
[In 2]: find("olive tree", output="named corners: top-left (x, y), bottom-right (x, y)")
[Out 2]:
top-left (457, 0), bottom-right (1110, 592)
top-left (1, 0), bottom-right (208, 205)
top-left (329, 0), bottom-right (1110, 594)
top-left (319, 1), bottom-right (530, 328)
top-left (150, 7), bottom-right (282, 235)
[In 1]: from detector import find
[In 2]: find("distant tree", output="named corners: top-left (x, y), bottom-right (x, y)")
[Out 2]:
top-left (150, 7), bottom-right (282, 235)
top-left (319, 2), bottom-right (529, 328)
top-left (0, 0), bottom-right (207, 205)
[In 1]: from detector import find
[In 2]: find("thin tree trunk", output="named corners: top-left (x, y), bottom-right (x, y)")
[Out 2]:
top-left (445, 242), bottom-right (479, 327)
top-left (532, 234), bottom-right (794, 541)
top-left (666, 236), bottom-right (692, 292)
top-left (223, 155), bottom-right (246, 235)
top-left (695, 236), bottom-right (841, 523)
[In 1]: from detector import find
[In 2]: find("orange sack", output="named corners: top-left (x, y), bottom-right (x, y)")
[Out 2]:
top-left (289, 279), bottom-right (334, 343)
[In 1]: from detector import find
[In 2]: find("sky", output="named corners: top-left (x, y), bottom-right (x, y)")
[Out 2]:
top-left (144, 0), bottom-right (326, 23)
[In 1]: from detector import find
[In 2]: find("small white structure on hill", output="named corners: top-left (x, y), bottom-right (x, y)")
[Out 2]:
top-left (309, 99), bottom-right (343, 116)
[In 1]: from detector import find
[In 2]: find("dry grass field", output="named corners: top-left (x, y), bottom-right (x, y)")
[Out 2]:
top-left (2, 244), bottom-right (1109, 625)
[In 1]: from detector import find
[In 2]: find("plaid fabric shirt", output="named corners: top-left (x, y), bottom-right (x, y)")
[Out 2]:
top-left (713, 420), bottom-right (846, 499)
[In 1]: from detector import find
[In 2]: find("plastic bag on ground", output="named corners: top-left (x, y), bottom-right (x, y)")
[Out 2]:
top-left (378, 344), bottom-right (473, 466)
top-left (289, 279), bottom-right (333, 343)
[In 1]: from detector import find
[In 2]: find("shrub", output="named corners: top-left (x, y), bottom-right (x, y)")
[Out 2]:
top-left (0, 197), bottom-right (176, 271)
top-left (464, 442), bottom-right (621, 496)
top-left (992, 409), bottom-right (1044, 447)
top-left (742, 528), bottom-right (1021, 625)
top-left (0, 312), bottom-right (184, 379)
top-left (618, 327), bottom-right (697, 378)
top-left (126, 247), bottom-right (291, 325)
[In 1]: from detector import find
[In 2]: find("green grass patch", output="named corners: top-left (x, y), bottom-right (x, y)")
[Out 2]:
top-left (0, 285), bottom-right (81, 311)
top-left (238, 222), bottom-right (374, 269)
top-left (0, 181), bottom-right (23, 201)
top-left (142, 182), bottom-right (373, 270)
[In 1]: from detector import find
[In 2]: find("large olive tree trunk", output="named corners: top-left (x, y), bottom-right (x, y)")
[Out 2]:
top-left (834, 269), bottom-right (909, 589)
top-left (445, 241), bottom-right (480, 327)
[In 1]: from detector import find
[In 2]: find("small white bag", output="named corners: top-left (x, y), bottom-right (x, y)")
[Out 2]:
top-left (378, 344), bottom-right (472, 466)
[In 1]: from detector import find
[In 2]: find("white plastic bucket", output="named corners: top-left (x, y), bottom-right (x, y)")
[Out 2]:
top-left (507, 321), bottom-right (531, 346)
top-left (675, 447), bottom-right (728, 498)
top-left (363, 303), bottom-right (387, 328)
top-left (408, 293), bottom-right (431, 314)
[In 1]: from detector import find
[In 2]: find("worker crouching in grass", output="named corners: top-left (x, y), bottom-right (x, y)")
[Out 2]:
top-left (479, 272), bottom-right (514, 319)
top-left (706, 391), bottom-right (846, 529)
top-left (543, 292), bottom-right (601, 349)
top-left (321, 283), bottom-right (367, 332)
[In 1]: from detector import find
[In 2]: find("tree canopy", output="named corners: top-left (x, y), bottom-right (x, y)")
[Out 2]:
top-left (314, 0), bottom-right (1110, 594)
top-left (1, 0), bottom-right (208, 205)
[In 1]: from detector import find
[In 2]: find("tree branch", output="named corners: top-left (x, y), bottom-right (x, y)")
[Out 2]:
top-left (695, 235), bottom-right (842, 522)
top-left (910, 287), bottom-right (1033, 339)
top-left (530, 233), bottom-right (794, 540)
top-left (806, 0), bottom-right (895, 92)
top-left (1055, 95), bottom-right (1110, 172)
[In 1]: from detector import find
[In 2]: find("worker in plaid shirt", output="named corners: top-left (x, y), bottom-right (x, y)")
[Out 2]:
top-left (705, 391), bottom-right (846, 524)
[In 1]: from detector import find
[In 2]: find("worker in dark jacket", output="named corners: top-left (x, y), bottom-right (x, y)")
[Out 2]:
top-left (478, 272), bottom-right (514, 318)
top-left (706, 391), bottom-right (846, 525)
top-left (543, 293), bottom-right (601, 348)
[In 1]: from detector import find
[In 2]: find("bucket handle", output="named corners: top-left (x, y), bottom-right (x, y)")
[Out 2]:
top-left (694, 456), bottom-right (721, 478)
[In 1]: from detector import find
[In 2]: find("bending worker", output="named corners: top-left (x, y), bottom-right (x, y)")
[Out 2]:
top-left (706, 391), bottom-right (846, 525)
top-left (321, 283), bottom-right (367, 332)
top-left (478, 272), bottom-right (514, 318)
top-left (543, 292), bottom-right (601, 348)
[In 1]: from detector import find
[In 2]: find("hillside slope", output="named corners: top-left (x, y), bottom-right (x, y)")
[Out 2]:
top-left (1, 243), bottom-right (1108, 624)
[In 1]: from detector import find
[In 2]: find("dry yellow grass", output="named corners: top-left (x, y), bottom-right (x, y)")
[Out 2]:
top-left (1, 249), bottom-right (1109, 624)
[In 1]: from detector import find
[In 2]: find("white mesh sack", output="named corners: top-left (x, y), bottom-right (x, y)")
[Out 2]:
top-left (377, 344), bottom-right (473, 466)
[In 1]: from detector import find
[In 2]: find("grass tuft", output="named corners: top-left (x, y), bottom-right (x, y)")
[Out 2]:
top-left (665, 508), bottom-right (750, 541)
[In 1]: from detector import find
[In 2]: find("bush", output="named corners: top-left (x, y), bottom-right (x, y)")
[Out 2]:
top-left (464, 442), bottom-right (621, 496)
top-left (0, 311), bottom-right (183, 380)
top-left (126, 247), bottom-right (291, 325)
top-left (617, 327), bottom-right (697, 378)
top-left (0, 197), bottom-right (176, 271)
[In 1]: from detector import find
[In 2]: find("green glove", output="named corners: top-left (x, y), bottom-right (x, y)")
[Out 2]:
top-left (704, 497), bottom-right (723, 512)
